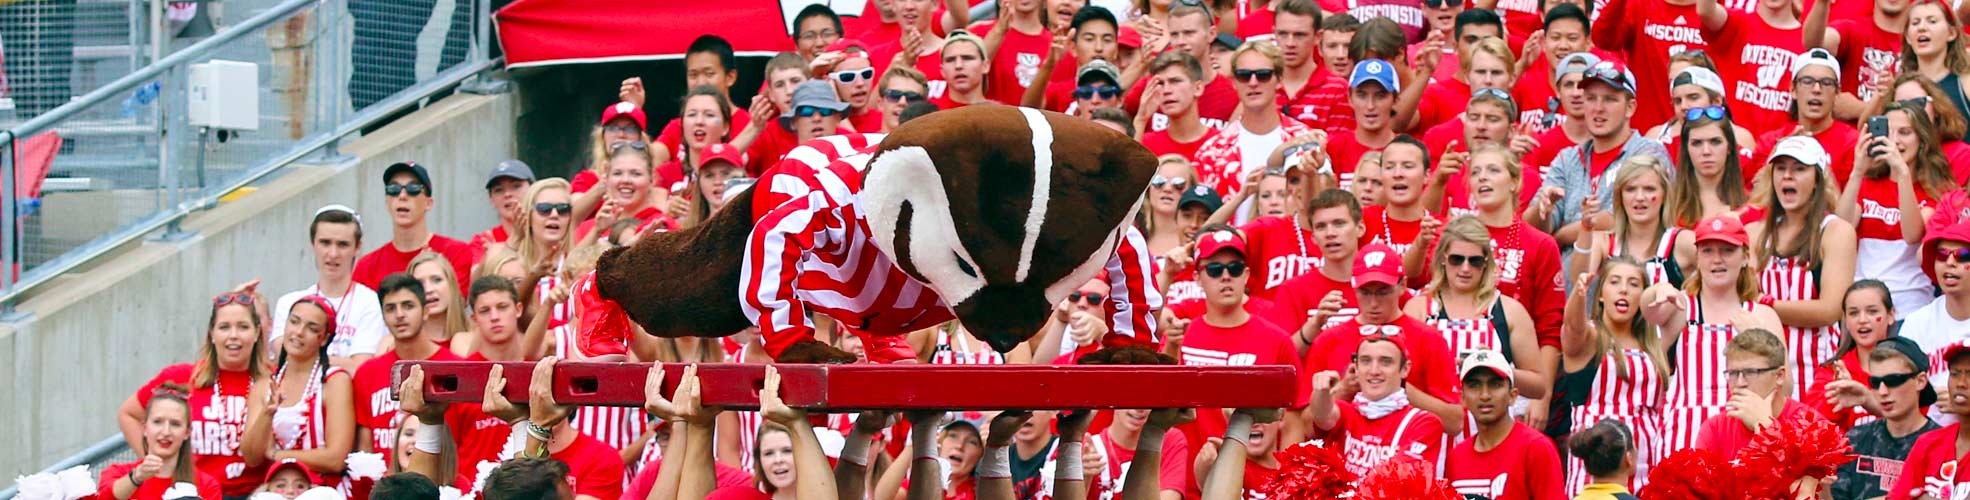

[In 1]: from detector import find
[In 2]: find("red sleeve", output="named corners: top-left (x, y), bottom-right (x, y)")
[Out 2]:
top-left (96, 462), bottom-right (135, 500)
top-left (1528, 436), bottom-right (1568, 500)
top-left (199, 473), bottom-right (223, 500)
top-left (1591, 0), bottom-right (1634, 53)
top-left (1158, 430), bottom-right (1192, 494)
top-left (656, 119), bottom-right (683, 154)
top-left (576, 448), bottom-right (626, 500)
top-left (1528, 238), bottom-right (1565, 349)
top-left (572, 169), bottom-right (600, 194)
top-left (1122, 76), bottom-right (1150, 116)
top-left (352, 250), bottom-right (384, 292)
top-left (1411, 414), bottom-right (1447, 474)
top-left (1264, 283), bottom-right (1308, 336)
top-left (1889, 437), bottom-right (1933, 500)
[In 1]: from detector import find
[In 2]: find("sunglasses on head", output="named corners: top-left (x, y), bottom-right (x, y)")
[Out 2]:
top-left (1684, 106), bottom-right (1727, 122)
top-left (834, 67), bottom-right (876, 84)
top-left (1149, 175), bottom-right (1189, 189)
top-left (1074, 85), bottom-right (1123, 99)
top-left (603, 124), bottom-right (641, 134)
top-left (610, 140), bottom-right (649, 153)
top-left (1870, 371), bottom-right (1921, 389)
top-left (213, 292), bottom-right (254, 307)
top-left (1233, 68), bottom-right (1277, 83)
top-left (1939, 247), bottom-right (1970, 264)
top-left (384, 183), bottom-right (427, 197)
top-left (796, 106), bottom-right (841, 118)
top-left (1069, 291), bottom-right (1105, 304)
top-left (883, 89), bottom-right (925, 103)
top-left (1446, 253), bottom-right (1488, 268)
top-left (1201, 261), bottom-right (1248, 278)
top-left (534, 202), bottom-right (573, 216)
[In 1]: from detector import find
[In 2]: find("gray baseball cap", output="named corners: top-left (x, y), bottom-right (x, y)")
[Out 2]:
top-left (485, 159), bottom-right (535, 189)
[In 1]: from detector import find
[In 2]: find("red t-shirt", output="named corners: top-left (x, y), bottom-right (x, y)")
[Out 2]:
top-left (1281, 70), bottom-right (1337, 125)
top-left (627, 455), bottom-right (757, 500)
top-left (442, 404), bottom-right (513, 490)
top-left (1360, 205), bottom-right (1427, 260)
top-left (1887, 423), bottom-right (1970, 500)
top-left (1237, 215), bottom-right (1323, 300)
top-left (1593, 0), bottom-right (1708, 132)
top-left (848, 106), bottom-right (884, 133)
top-left (1710, 12), bottom-right (1804, 139)
top-left (1238, 2), bottom-right (1276, 39)
top-left (1139, 129), bottom-right (1212, 165)
top-left (1444, 422), bottom-right (1568, 500)
top-left (1125, 74), bottom-right (1239, 132)
top-left (972, 20), bottom-right (1064, 106)
top-left (1176, 314), bottom-right (1303, 471)
top-left (352, 234), bottom-right (479, 295)
top-left (1853, 175), bottom-right (1937, 242)
top-left (1752, 122), bottom-right (1859, 185)
top-left (1325, 129), bottom-right (1387, 191)
top-left (1303, 73), bottom-right (1355, 133)
top-left (1499, 0), bottom-right (1545, 54)
top-left (1304, 316), bottom-right (1461, 405)
top-left (1089, 429), bottom-right (1192, 498)
top-left (134, 364), bottom-right (260, 497)
top-left (572, 162), bottom-right (687, 197)
top-left (1268, 270), bottom-right (1364, 335)
top-left (552, 433), bottom-right (627, 500)
top-left (96, 461), bottom-right (223, 500)
top-left (1413, 78), bottom-right (1472, 135)
top-left (1695, 399), bottom-right (1820, 458)
top-left (1320, 402), bottom-right (1446, 476)
top-left (468, 225), bottom-right (509, 250)
top-left (1831, 17), bottom-right (1903, 102)
top-left (655, 110), bottom-right (753, 157)
top-left (352, 348), bottom-right (462, 462)
top-left (1488, 220), bottom-right (1565, 348)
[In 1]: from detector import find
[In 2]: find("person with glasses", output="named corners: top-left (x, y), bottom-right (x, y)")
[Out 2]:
top-left (352, 162), bottom-right (477, 294)
top-left (1141, 155), bottom-right (1201, 258)
top-left (790, 4), bottom-right (844, 61)
top-left (1137, 52), bottom-right (1217, 164)
top-left (931, 32), bottom-right (991, 108)
top-left (1456, 143), bottom-right (1568, 366)
top-left (1591, 0), bottom-right (1707, 133)
top-left (1802, 0), bottom-right (1909, 116)
top-left (875, 66), bottom-right (930, 132)
top-left (1839, 101), bottom-right (1955, 315)
top-left (272, 206), bottom-right (388, 373)
top-left (1416, 32), bottom-right (1513, 142)
top-left (1556, 256), bottom-right (1669, 494)
top-left (351, 273), bottom-right (461, 468)
top-left (1305, 333), bottom-right (1449, 476)
top-left (571, 100), bottom-right (662, 225)
top-left (1823, 335), bottom-right (1940, 500)
top-left (603, 87), bottom-right (722, 224)
top-left (118, 281), bottom-right (270, 498)
top-left (1162, 228), bottom-right (1298, 369)
top-left (1642, 62), bottom-right (1757, 168)
top-left (1747, 137), bottom-right (1860, 404)
top-left (494, 179), bottom-right (573, 334)
top-left (1529, 60), bottom-right (1672, 251)
top-left (818, 41), bottom-right (883, 133)
top-left (732, 55), bottom-right (825, 176)
top-left (1406, 216), bottom-right (1546, 404)
top-left (1302, 243), bottom-right (1462, 440)
top-left (869, 0), bottom-right (952, 102)
top-left (1640, 214), bottom-right (1783, 457)
top-left (1885, 334), bottom-right (1970, 500)
top-left (1445, 350), bottom-right (1567, 500)
top-left (1192, 41), bottom-right (1315, 206)
top-left (1694, 0), bottom-right (1807, 139)
top-left (1867, 74), bottom-right (1970, 184)
top-left (1899, 223), bottom-right (1970, 384)
top-left (1020, 6), bottom-right (1120, 115)
top-left (1123, 1), bottom-right (1239, 132)
top-left (1752, 49), bottom-right (1860, 177)
top-left (1693, 328), bottom-right (1826, 457)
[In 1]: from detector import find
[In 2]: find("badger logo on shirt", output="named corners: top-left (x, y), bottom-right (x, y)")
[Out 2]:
top-left (1017, 53), bottom-right (1042, 87)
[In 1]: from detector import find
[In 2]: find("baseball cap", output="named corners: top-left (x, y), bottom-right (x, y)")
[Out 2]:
top-left (1349, 59), bottom-right (1401, 93)
top-left (264, 458), bottom-right (322, 485)
top-left (824, 39), bottom-right (867, 55)
top-left (1692, 215), bottom-right (1749, 247)
top-left (1943, 338), bottom-right (1970, 366)
top-left (1195, 229), bottom-right (1248, 263)
top-left (382, 161), bottom-right (433, 194)
top-left (1792, 47), bottom-right (1841, 82)
top-left (600, 101), bottom-right (647, 130)
top-left (1768, 136), bottom-right (1831, 170)
top-left (485, 159), bottom-right (536, 189)
top-left (1878, 336), bottom-right (1933, 378)
top-left (1459, 349), bottom-right (1514, 383)
top-left (781, 80), bottom-right (851, 130)
top-left (1213, 33), bottom-right (1242, 50)
top-left (1118, 26), bottom-right (1143, 48)
top-left (1671, 67), bottom-right (1725, 96)
top-left (1552, 52), bottom-right (1603, 84)
top-left (1576, 60), bottom-right (1637, 95)
top-left (1352, 243), bottom-right (1402, 288)
top-left (700, 142), bottom-right (745, 170)
top-left (1178, 184), bottom-right (1223, 213)
top-left (1077, 59), bottom-right (1122, 87)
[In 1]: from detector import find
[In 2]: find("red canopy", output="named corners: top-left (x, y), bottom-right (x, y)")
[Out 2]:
top-left (495, 0), bottom-right (892, 68)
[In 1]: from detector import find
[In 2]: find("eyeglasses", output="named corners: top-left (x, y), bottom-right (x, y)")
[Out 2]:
top-left (1870, 371), bottom-right (1922, 389)
top-left (1233, 68), bottom-right (1277, 83)
top-left (1721, 366), bottom-right (1781, 380)
top-left (214, 292), bottom-right (255, 307)
top-left (798, 29), bottom-right (840, 42)
top-left (1446, 253), bottom-right (1488, 268)
top-left (603, 124), bottom-right (641, 135)
top-left (1069, 291), bottom-right (1105, 304)
top-left (1684, 106), bottom-right (1727, 122)
top-left (384, 183), bottom-right (427, 197)
top-left (834, 68), bottom-right (876, 84)
top-left (610, 141), bottom-right (649, 153)
top-left (1795, 76), bottom-right (1838, 90)
top-left (1201, 261), bottom-right (1248, 278)
top-left (1423, 0), bottom-right (1464, 8)
top-left (1074, 85), bottom-right (1123, 99)
top-left (883, 90), bottom-right (925, 103)
top-left (795, 106), bottom-right (841, 118)
top-left (534, 202), bottom-right (573, 216)
top-left (1938, 247), bottom-right (1970, 264)
top-left (1357, 324), bottom-right (1403, 336)
top-left (1149, 175), bottom-right (1188, 189)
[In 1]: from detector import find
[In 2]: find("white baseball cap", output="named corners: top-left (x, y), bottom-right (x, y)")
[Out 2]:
top-left (1672, 66), bottom-right (1725, 96)
top-left (1769, 136), bottom-right (1831, 170)
top-left (1458, 349), bottom-right (1514, 383)
top-left (1791, 47), bottom-right (1842, 82)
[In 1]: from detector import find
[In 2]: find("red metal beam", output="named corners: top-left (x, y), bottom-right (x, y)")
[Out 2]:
top-left (397, 361), bottom-right (1298, 411)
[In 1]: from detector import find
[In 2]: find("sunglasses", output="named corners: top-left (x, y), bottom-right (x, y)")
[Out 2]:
top-left (883, 89), bottom-right (925, 103)
top-left (1149, 175), bottom-right (1189, 189)
top-left (834, 68), bottom-right (876, 84)
top-left (1423, 0), bottom-right (1464, 7)
top-left (1233, 68), bottom-right (1277, 83)
top-left (1074, 85), bottom-right (1122, 99)
top-left (1446, 253), bottom-right (1488, 268)
top-left (1472, 87), bottom-right (1513, 101)
top-left (1584, 65), bottom-right (1628, 82)
top-left (796, 106), bottom-right (841, 118)
top-left (1684, 106), bottom-right (1727, 122)
top-left (213, 292), bottom-right (255, 307)
top-left (384, 183), bottom-right (427, 197)
top-left (1939, 247), bottom-right (1970, 264)
top-left (534, 202), bottom-right (573, 216)
top-left (603, 124), bottom-right (641, 135)
top-left (1201, 261), bottom-right (1248, 278)
top-left (1870, 371), bottom-right (1921, 389)
top-left (1069, 291), bottom-right (1105, 304)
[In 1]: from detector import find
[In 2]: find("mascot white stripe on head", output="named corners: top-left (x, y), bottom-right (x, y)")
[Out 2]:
top-left (860, 148), bottom-right (990, 305)
top-left (1012, 107), bottom-right (1055, 284)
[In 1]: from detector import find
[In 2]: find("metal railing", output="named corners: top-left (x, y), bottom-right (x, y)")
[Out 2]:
top-left (0, 437), bottom-right (134, 500)
top-left (0, 0), bottom-right (498, 309)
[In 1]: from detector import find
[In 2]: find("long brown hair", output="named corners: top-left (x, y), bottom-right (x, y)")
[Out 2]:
top-left (672, 86), bottom-right (736, 171)
top-left (1874, 73), bottom-right (1970, 140)
top-left (1899, 0), bottom-right (1970, 76)
top-left (752, 422), bottom-right (794, 493)
top-left (1753, 148), bottom-right (1838, 270)
top-left (513, 178), bottom-right (573, 270)
top-left (195, 299), bottom-right (265, 388)
top-left (144, 384), bottom-right (200, 482)
top-left (1591, 257), bottom-right (1671, 385)
top-left (1870, 104), bottom-right (1959, 199)
top-left (1669, 115), bottom-right (1749, 228)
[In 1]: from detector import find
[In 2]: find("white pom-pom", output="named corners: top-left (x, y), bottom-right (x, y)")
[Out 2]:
top-left (248, 492), bottom-right (288, 500)
top-left (471, 459), bottom-right (501, 495)
top-left (53, 466), bottom-right (93, 500)
top-left (344, 452), bottom-right (387, 480)
top-left (161, 481), bottom-right (201, 500)
top-left (812, 426), bottom-right (846, 458)
top-left (13, 472), bottom-right (59, 500)
top-left (936, 455), bottom-right (954, 490)
top-left (439, 486), bottom-right (466, 500)
top-left (294, 486), bottom-right (343, 500)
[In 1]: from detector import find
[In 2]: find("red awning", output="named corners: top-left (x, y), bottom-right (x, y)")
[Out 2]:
top-left (495, 0), bottom-right (892, 68)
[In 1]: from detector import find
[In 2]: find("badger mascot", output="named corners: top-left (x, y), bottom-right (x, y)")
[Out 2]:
top-left (595, 106), bottom-right (1165, 363)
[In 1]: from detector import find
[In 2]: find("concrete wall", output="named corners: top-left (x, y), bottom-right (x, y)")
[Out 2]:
top-left (0, 91), bottom-right (515, 481)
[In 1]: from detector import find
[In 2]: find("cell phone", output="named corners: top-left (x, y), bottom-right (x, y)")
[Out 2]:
top-left (1867, 116), bottom-right (1889, 139)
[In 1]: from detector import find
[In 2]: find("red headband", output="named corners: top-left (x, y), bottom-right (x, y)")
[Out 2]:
top-left (290, 295), bottom-right (340, 345)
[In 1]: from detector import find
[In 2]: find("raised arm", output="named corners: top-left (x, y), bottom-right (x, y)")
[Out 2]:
top-left (673, 366), bottom-right (722, 500)
top-left (977, 411), bottom-right (1034, 500)
top-left (1053, 409), bottom-right (1096, 500)
top-left (1306, 371), bottom-right (1342, 432)
top-left (1695, 0), bottom-right (1728, 33)
top-left (760, 366), bottom-right (840, 500)
top-left (905, 410), bottom-right (947, 500)
top-left (1803, 0), bottom-right (1842, 49)
top-left (835, 411), bottom-right (893, 500)
top-left (1123, 408), bottom-right (1195, 500)
top-left (398, 366), bottom-right (456, 485)
top-left (1837, 139), bottom-right (1870, 224)
top-left (1023, 30), bottom-right (1070, 109)
top-left (642, 364), bottom-right (689, 500)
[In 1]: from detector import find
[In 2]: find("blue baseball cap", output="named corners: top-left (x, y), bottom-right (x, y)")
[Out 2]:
top-left (1349, 59), bottom-right (1400, 93)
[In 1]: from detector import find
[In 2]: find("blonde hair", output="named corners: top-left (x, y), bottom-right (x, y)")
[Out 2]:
top-left (1609, 156), bottom-right (1671, 255)
top-left (477, 246), bottom-right (523, 284)
top-left (1139, 155), bottom-right (1200, 234)
top-left (1461, 36), bottom-right (1514, 73)
top-left (513, 178), bottom-right (572, 270)
top-left (1467, 143), bottom-right (1523, 203)
top-left (409, 252), bottom-right (471, 340)
top-left (1592, 257), bottom-right (1672, 385)
top-left (1426, 216), bottom-right (1499, 304)
top-left (589, 124), bottom-right (654, 181)
top-left (1232, 40), bottom-right (1285, 72)
top-left (1683, 237), bottom-right (1762, 304)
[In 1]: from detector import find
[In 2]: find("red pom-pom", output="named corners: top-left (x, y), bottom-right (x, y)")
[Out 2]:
top-left (1735, 413), bottom-right (1855, 499)
top-left (1257, 442), bottom-right (1355, 500)
top-left (1355, 457), bottom-right (1458, 500)
top-left (1639, 448), bottom-right (1737, 500)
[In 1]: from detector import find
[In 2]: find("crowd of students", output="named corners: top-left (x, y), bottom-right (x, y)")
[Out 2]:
top-left (74, 0), bottom-right (1970, 498)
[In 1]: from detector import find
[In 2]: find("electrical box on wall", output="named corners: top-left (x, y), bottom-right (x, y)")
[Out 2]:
top-left (188, 60), bottom-right (259, 131)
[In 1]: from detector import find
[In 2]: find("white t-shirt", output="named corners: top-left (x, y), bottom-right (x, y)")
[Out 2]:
top-left (1229, 124), bottom-right (1287, 225)
top-left (269, 284), bottom-right (387, 360)
top-left (1898, 298), bottom-right (1970, 392)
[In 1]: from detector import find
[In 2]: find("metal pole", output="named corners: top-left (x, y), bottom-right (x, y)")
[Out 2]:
top-left (312, 0), bottom-right (351, 162)
top-left (1, 129), bottom-right (17, 306)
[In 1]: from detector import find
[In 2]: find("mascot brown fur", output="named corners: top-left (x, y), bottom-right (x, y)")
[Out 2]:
top-left (595, 106), bottom-right (1162, 363)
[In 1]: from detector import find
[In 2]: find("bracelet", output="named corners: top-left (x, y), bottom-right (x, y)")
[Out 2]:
top-left (1055, 442), bottom-right (1085, 479)
top-left (525, 421), bottom-right (554, 442)
top-left (128, 473), bottom-right (141, 488)
top-left (1572, 240), bottom-right (1591, 252)
top-left (978, 446), bottom-right (1012, 479)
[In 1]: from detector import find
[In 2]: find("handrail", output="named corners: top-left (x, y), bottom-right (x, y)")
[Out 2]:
top-left (0, 56), bottom-right (499, 307)
top-left (0, 435), bottom-right (128, 500)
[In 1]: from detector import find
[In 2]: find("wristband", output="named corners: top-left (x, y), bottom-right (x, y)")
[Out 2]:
top-left (1223, 413), bottom-right (1255, 446)
top-left (415, 423), bottom-right (446, 454)
top-left (840, 437), bottom-right (871, 467)
top-left (914, 437), bottom-right (939, 461)
top-left (1055, 442), bottom-right (1085, 479)
top-left (1572, 240), bottom-right (1591, 252)
top-left (978, 446), bottom-right (1012, 479)
top-left (525, 421), bottom-right (553, 442)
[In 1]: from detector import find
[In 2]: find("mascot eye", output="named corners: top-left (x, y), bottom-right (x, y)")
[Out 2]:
top-left (954, 252), bottom-right (978, 278)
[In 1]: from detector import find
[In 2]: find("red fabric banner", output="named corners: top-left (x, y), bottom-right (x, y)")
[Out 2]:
top-left (495, 0), bottom-right (890, 68)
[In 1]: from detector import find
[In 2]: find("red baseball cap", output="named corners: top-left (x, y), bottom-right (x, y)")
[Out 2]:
top-left (1943, 339), bottom-right (1970, 365)
top-left (700, 142), bottom-right (745, 170)
top-left (264, 458), bottom-right (322, 485)
top-left (1194, 229), bottom-right (1247, 265)
top-left (1118, 26), bottom-right (1143, 49)
top-left (1692, 215), bottom-right (1749, 247)
top-left (824, 39), bottom-right (867, 54)
top-left (1352, 243), bottom-right (1403, 288)
top-left (600, 101), bottom-right (647, 130)
top-left (1923, 220), bottom-right (1970, 282)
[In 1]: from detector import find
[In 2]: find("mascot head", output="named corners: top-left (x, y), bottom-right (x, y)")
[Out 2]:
top-left (859, 107), bottom-right (1156, 352)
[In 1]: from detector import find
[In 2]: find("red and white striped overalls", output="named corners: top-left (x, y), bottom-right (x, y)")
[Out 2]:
top-left (1661, 294), bottom-right (1751, 455)
top-left (1423, 294), bottom-right (1506, 359)
top-left (1606, 228), bottom-right (1684, 287)
top-left (552, 325), bottom-right (643, 456)
top-left (1758, 215), bottom-right (1839, 397)
top-left (931, 326), bottom-right (1007, 365)
top-left (1566, 349), bottom-right (1664, 496)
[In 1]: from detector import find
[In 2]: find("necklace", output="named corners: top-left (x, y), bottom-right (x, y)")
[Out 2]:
top-left (1292, 215), bottom-right (1311, 259)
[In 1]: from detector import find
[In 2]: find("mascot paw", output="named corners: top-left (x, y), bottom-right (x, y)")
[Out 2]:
top-left (775, 340), bottom-right (861, 364)
top-left (1075, 345), bottom-right (1179, 366)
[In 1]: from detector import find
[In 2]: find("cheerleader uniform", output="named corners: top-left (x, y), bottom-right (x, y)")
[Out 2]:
top-left (1661, 295), bottom-right (1752, 455)
top-left (1556, 349), bottom-right (1665, 496)
top-left (267, 363), bottom-right (345, 487)
top-left (930, 327), bottom-right (1007, 365)
top-left (1758, 215), bottom-right (1841, 396)
top-left (1606, 228), bottom-right (1685, 288)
